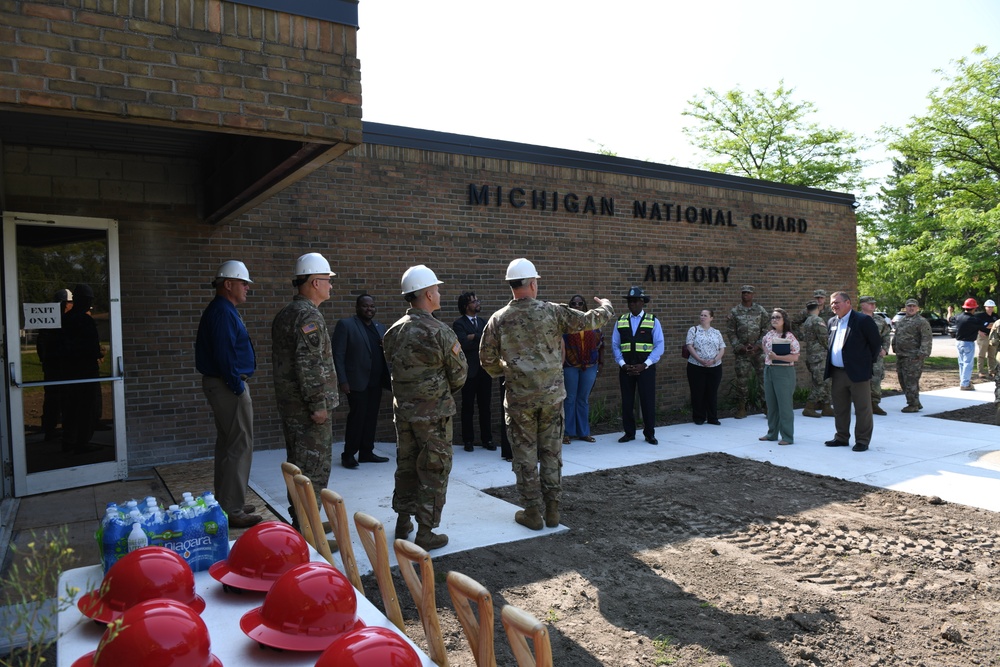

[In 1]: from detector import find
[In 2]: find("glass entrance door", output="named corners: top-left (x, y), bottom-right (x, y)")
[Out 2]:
top-left (3, 212), bottom-right (126, 496)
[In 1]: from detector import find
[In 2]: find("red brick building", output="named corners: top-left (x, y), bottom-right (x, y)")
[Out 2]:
top-left (0, 1), bottom-right (857, 497)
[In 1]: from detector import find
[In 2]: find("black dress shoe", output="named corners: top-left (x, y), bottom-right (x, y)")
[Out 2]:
top-left (824, 439), bottom-right (849, 447)
top-left (852, 443), bottom-right (869, 452)
top-left (358, 453), bottom-right (389, 463)
top-left (463, 442), bottom-right (474, 452)
top-left (645, 436), bottom-right (658, 445)
top-left (341, 454), bottom-right (359, 469)
top-left (483, 442), bottom-right (497, 451)
top-left (618, 435), bottom-right (635, 443)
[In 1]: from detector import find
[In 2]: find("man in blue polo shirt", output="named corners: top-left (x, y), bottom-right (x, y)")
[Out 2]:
top-left (196, 261), bottom-right (261, 528)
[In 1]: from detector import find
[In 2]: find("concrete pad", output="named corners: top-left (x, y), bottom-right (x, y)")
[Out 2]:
top-left (248, 383), bottom-right (1000, 570)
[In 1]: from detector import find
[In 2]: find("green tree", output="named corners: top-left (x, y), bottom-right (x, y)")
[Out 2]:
top-left (865, 47), bottom-right (1000, 307)
top-left (682, 82), bottom-right (870, 194)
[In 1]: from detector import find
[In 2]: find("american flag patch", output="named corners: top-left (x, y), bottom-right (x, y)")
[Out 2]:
top-left (452, 341), bottom-right (462, 356)
top-left (301, 323), bottom-right (318, 334)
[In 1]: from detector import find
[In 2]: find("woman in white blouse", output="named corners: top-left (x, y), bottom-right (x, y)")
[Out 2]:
top-left (758, 308), bottom-right (801, 445)
top-left (685, 309), bottom-right (726, 425)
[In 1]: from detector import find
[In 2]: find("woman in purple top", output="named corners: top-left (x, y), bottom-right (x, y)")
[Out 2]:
top-left (563, 295), bottom-right (604, 444)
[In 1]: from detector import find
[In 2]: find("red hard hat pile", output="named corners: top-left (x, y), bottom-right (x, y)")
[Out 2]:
top-left (71, 521), bottom-right (423, 664)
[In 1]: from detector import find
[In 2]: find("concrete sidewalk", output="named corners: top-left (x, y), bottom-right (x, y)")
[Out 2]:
top-left (248, 380), bottom-right (1000, 575)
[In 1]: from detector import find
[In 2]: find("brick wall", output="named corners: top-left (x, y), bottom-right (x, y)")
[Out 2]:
top-left (3, 137), bottom-right (857, 472)
top-left (0, 0), bottom-right (361, 144)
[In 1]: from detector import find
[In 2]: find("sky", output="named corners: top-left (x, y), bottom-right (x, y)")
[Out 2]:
top-left (356, 0), bottom-right (1000, 188)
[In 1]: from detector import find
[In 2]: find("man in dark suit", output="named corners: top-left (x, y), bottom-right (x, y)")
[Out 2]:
top-left (332, 294), bottom-right (391, 468)
top-left (453, 291), bottom-right (495, 452)
top-left (824, 291), bottom-right (882, 452)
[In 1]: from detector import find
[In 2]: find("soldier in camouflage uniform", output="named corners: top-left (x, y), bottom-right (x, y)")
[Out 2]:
top-left (726, 285), bottom-right (770, 418)
top-left (480, 258), bottom-right (613, 531)
top-left (859, 296), bottom-right (892, 416)
top-left (892, 298), bottom-right (933, 412)
top-left (383, 265), bottom-right (467, 551)
top-left (792, 289), bottom-right (833, 336)
top-left (799, 301), bottom-right (830, 418)
top-left (271, 253), bottom-right (339, 529)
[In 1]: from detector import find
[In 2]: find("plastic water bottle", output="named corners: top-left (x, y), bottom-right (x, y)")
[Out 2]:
top-left (98, 505), bottom-right (128, 572)
top-left (127, 520), bottom-right (149, 552)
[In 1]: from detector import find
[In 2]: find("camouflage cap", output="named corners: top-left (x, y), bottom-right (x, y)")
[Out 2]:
top-left (859, 296), bottom-right (876, 304)
top-left (905, 298), bottom-right (919, 306)
top-left (740, 285), bottom-right (755, 293)
top-left (813, 289), bottom-right (827, 297)
top-left (806, 300), bottom-right (819, 309)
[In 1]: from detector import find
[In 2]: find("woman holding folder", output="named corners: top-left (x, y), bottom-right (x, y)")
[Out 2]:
top-left (758, 308), bottom-right (800, 445)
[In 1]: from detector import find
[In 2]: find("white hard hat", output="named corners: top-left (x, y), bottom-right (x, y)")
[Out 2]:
top-left (986, 300), bottom-right (997, 308)
top-left (400, 265), bottom-right (442, 295)
top-left (216, 260), bottom-right (253, 283)
top-left (505, 258), bottom-right (540, 281)
top-left (294, 253), bottom-right (334, 277)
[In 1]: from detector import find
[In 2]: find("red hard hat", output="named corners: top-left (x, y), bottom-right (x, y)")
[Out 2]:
top-left (209, 521), bottom-right (309, 592)
top-left (964, 298), bottom-right (979, 309)
top-left (240, 562), bottom-right (364, 651)
top-left (316, 626), bottom-right (422, 667)
top-left (71, 599), bottom-right (221, 667)
top-left (78, 546), bottom-right (206, 624)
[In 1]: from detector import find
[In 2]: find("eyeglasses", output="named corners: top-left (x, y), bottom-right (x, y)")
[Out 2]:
top-left (314, 277), bottom-right (333, 283)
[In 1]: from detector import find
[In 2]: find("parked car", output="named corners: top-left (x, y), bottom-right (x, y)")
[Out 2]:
top-left (891, 310), bottom-right (949, 335)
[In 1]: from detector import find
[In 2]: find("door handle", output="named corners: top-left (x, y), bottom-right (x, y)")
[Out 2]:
top-left (8, 362), bottom-right (19, 388)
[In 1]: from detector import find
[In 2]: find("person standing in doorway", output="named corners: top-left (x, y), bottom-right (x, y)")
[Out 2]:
top-left (453, 291), bottom-right (495, 453)
top-left (332, 294), bottom-right (391, 469)
top-left (612, 286), bottom-right (663, 444)
top-left (196, 261), bottom-right (261, 528)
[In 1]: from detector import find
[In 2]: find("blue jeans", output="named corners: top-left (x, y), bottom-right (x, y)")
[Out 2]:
top-left (563, 365), bottom-right (598, 437)
top-left (957, 339), bottom-right (976, 387)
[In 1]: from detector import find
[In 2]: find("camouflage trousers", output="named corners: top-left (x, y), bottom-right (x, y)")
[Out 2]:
top-left (871, 357), bottom-right (885, 400)
top-left (280, 412), bottom-right (332, 507)
top-left (896, 356), bottom-right (924, 407)
top-left (733, 351), bottom-right (764, 406)
top-left (506, 400), bottom-right (564, 511)
top-left (805, 357), bottom-right (831, 404)
top-left (392, 416), bottom-right (453, 529)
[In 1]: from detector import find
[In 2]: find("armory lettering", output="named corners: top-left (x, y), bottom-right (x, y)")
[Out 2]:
top-left (643, 265), bottom-right (732, 283)
top-left (467, 184), bottom-right (808, 234)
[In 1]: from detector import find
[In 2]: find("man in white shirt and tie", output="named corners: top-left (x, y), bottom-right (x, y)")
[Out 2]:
top-left (823, 291), bottom-right (882, 452)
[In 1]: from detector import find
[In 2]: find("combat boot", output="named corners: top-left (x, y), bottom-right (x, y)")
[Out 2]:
top-left (821, 403), bottom-right (835, 417)
top-left (414, 525), bottom-right (448, 550)
top-left (735, 405), bottom-right (747, 419)
top-left (515, 508), bottom-right (543, 531)
top-left (901, 404), bottom-right (921, 413)
top-left (802, 401), bottom-right (821, 418)
top-left (544, 501), bottom-right (560, 528)
top-left (872, 400), bottom-right (887, 416)
top-left (394, 513), bottom-right (414, 539)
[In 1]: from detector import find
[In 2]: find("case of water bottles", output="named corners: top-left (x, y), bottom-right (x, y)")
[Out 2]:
top-left (95, 491), bottom-right (230, 573)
